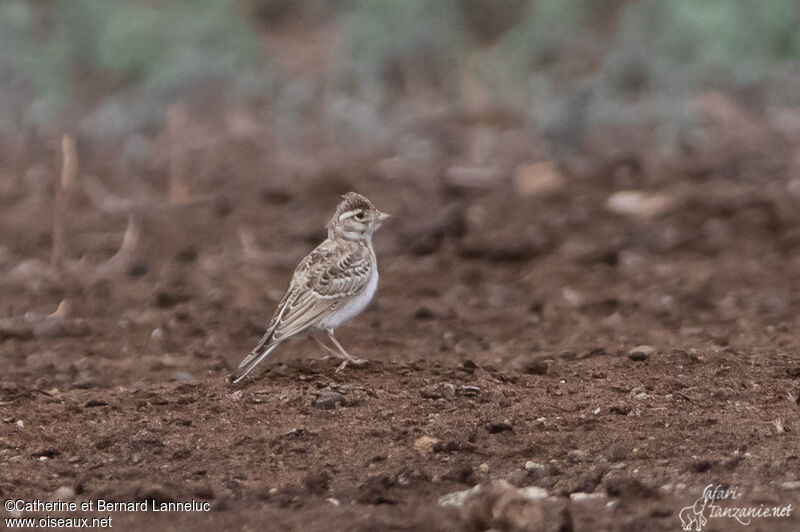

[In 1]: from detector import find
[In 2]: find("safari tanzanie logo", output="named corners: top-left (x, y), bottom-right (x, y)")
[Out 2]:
top-left (678, 484), bottom-right (793, 530)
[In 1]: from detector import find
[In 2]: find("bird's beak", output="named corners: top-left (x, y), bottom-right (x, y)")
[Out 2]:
top-left (377, 211), bottom-right (391, 222)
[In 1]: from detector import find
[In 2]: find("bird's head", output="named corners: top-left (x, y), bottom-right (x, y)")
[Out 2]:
top-left (327, 192), bottom-right (390, 241)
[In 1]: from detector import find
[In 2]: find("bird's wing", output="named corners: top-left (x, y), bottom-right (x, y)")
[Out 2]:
top-left (269, 240), bottom-right (373, 340)
top-left (242, 240), bottom-right (371, 357)
top-left (233, 240), bottom-right (372, 380)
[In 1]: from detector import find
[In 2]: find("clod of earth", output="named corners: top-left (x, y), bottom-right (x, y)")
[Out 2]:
top-left (312, 389), bottom-right (347, 410)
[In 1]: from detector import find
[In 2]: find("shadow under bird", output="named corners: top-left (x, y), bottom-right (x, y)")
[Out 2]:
top-left (231, 192), bottom-right (390, 383)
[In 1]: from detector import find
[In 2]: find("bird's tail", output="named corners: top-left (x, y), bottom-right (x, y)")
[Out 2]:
top-left (231, 341), bottom-right (279, 384)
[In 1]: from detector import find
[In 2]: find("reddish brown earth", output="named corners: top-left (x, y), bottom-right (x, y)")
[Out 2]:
top-left (2, 112), bottom-right (800, 531)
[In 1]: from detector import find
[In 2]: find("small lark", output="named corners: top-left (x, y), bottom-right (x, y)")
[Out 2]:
top-left (231, 192), bottom-right (390, 383)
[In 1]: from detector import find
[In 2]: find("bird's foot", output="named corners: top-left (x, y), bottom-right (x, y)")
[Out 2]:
top-left (334, 358), bottom-right (368, 373)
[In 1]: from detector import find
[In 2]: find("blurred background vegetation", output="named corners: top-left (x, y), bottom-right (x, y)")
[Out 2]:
top-left (1, 0), bottom-right (799, 149)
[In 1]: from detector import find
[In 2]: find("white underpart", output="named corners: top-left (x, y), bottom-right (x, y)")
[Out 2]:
top-left (318, 255), bottom-right (378, 330)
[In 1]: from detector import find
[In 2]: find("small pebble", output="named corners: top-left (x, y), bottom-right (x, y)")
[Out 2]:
top-left (438, 485), bottom-right (482, 507)
top-left (413, 436), bottom-right (440, 455)
top-left (173, 372), bottom-right (196, 383)
top-left (628, 345), bottom-right (656, 361)
top-left (570, 492), bottom-right (604, 502)
top-left (52, 486), bottom-right (75, 500)
top-left (519, 486), bottom-right (549, 500)
top-left (525, 461), bottom-right (545, 472)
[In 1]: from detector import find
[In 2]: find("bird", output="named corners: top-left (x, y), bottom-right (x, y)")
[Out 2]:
top-left (231, 192), bottom-right (390, 383)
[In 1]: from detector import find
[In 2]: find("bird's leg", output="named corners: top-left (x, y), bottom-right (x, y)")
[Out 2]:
top-left (309, 334), bottom-right (341, 359)
top-left (326, 329), bottom-right (367, 373)
top-left (309, 333), bottom-right (360, 372)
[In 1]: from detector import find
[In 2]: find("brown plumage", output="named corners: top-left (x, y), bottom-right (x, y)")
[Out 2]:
top-left (231, 192), bottom-right (389, 383)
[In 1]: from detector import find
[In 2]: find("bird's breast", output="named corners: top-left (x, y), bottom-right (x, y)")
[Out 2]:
top-left (319, 268), bottom-right (378, 329)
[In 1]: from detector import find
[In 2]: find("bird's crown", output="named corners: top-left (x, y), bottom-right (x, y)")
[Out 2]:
top-left (334, 192), bottom-right (375, 216)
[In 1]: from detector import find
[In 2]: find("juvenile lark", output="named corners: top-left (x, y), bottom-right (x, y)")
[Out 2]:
top-left (231, 192), bottom-right (389, 383)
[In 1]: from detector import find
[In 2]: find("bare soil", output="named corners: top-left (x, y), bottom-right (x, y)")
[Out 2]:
top-left (2, 115), bottom-right (800, 531)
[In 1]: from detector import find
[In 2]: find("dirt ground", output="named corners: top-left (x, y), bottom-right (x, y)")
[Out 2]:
top-left (2, 105), bottom-right (800, 532)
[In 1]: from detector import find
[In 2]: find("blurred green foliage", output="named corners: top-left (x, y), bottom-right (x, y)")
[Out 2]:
top-left (606, 0), bottom-right (800, 92)
top-left (336, 0), bottom-right (800, 148)
top-left (1, 0), bottom-right (799, 134)
top-left (346, 0), bottom-right (462, 81)
top-left (343, 0), bottom-right (800, 96)
top-left (0, 0), bottom-right (258, 128)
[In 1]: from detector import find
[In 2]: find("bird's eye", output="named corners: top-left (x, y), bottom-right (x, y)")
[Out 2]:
top-left (355, 212), bottom-right (365, 220)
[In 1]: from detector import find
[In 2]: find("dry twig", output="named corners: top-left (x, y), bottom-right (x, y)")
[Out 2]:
top-left (51, 134), bottom-right (78, 268)
top-left (167, 104), bottom-right (191, 205)
top-left (94, 214), bottom-right (141, 280)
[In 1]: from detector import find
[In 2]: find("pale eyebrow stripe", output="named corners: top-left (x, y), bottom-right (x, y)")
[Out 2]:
top-left (338, 209), bottom-right (361, 221)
